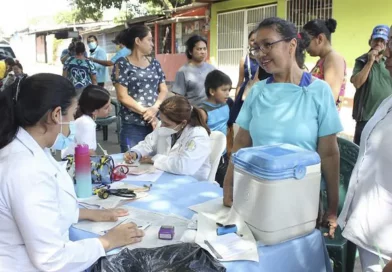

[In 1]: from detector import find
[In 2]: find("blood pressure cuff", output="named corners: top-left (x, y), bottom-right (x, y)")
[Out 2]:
top-left (91, 243), bottom-right (226, 272)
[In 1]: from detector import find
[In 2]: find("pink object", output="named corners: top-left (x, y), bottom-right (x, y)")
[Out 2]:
top-left (75, 144), bottom-right (92, 198)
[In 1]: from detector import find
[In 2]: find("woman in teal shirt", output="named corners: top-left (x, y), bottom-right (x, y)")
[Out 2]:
top-left (223, 17), bottom-right (343, 238)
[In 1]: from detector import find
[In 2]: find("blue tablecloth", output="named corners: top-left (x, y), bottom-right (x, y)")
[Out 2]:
top-left (70, 171), bottom-right (332, 272)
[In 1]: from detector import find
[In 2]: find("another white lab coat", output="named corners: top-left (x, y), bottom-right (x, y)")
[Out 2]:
top-left (338, 95), bottom-right (392, 260)
top-left (0, 128), bottom-right (105, 271)
top-left (131, 125), bottom-right (211, 181)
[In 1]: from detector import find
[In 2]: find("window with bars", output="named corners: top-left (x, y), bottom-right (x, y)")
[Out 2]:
top-left (158, 24), bottom-right (172, 54)
top-left (286, 0), bottom-right (333, 30)
top-left (217, 4), bottom-right (277, 86)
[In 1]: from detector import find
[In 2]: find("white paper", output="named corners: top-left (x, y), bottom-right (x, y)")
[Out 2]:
top-left (123, 169), bottom-right (164, 182)
top-left (73, 217), bottom-right (151, 235)
top-left (188, 197), bottom-right (231, 223)
top-left (73, 206), bottom-right (191, 253)
top-left (195, 211), bottom-right (259, 262)
top-left (207, 233), bottom-right (256, 260)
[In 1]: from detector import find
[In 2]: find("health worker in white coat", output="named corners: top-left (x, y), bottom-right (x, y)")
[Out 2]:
top-left (124, 96), bottom-right (211, 181)
top-left (338, 27), bottom-right (392, 272)
top-left (0, 74), bottom-right (144, 272)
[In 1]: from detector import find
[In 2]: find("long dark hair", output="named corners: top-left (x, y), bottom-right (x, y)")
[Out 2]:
top-left (75, 85), bottom-right (111, 119)
top-left (159, 96), bottom-right (211, 135)
top-left (303, 18), bottom-right (337, 42)
top-left (0, 73), bottom-right (76, 149)
top-left (257, 17), bottom-right (311, 69)
top-left (123, 25), bottom-right (151, 50)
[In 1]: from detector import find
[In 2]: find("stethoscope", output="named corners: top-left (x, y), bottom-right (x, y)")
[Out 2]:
top-left (111, 164), bottom-right (130, 181)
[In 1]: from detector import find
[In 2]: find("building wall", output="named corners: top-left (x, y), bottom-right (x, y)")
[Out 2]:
top-left (210, 0), bottom-right (392, 68)
top-left (209, 0), bottom-right (287, 65)
top-left (333, 0), bottom-right (392, 68)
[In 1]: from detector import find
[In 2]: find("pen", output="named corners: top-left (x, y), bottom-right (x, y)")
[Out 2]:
top-left (138, 223), bottom-right (151, 231)
top-left (103, 218), bottom-right (128, 234)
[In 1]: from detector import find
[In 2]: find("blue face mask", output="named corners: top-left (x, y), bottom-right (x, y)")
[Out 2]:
top-left (88, 42), bottom-right (97, 50)
top-left (51, 115), bottom-right (76, 150)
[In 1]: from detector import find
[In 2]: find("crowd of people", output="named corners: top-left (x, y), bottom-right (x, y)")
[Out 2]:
top-left (0, 16), bottom-right (391, 272)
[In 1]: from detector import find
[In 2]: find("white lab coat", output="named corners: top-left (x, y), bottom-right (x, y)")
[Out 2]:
top-left (0, 128), bottom-right (105, 271)
top-left (131, 125), bottom-right (211, 181)
top-left (338, 95), bottom-right (392, 260)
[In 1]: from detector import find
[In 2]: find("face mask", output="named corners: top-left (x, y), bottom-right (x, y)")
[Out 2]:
top-left (157, 124), bottom-right (181, 137)
top-left (88, 42), bottom-right (97, 50)
top-left (51, 114), bottom-right (76, 150)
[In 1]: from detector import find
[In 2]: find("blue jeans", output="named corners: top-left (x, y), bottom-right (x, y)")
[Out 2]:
top-left (120, 123), bottom-right (153, 153)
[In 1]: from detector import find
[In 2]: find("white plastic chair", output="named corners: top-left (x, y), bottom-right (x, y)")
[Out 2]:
top-left (208, 131), bottom-right (227, 182)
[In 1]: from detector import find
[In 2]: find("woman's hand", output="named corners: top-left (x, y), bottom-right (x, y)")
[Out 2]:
top-left (322, 210), bottom-right (338, 239)
top-left (143, 106), bottom-right (159, 123)
top-left (140, 156), bottom-right (153, 164)
top-left (124, 152), bottom-right (138, 163)
top-left (99, 222), bottom-right (145, 251)
top-left (151, 117), bottom-right (159, 130)
top-left (90, 208), bottom-right (129, 222)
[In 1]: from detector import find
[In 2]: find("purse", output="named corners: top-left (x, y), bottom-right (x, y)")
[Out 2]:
top-left (63, 155), bottom-right (115, 184)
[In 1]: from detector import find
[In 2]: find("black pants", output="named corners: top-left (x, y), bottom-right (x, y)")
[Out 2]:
top-left (215, 154), bottom-right (229, 188)
top-left (354, 121), bottom-right (367, 145)
top-left (98, 82), bottom-right (105, 87)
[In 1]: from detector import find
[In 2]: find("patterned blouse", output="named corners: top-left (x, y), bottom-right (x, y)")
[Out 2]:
top-left (311, 57), bottom-right (346, 111)
top-left (112, 57), bottom-right (165, 126)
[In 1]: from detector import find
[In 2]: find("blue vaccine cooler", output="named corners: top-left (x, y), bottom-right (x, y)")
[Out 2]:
top-left (232, 144), bottom-right (321, 245)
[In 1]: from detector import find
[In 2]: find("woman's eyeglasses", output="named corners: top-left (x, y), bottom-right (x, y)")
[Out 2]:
top-left (250, 38), bottom-right (292, 55)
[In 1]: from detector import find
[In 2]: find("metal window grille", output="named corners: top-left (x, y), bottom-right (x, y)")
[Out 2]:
top-left (286, 0), bottom-right (333, 30)
top-left (217, 4), bottom-right (277, 86)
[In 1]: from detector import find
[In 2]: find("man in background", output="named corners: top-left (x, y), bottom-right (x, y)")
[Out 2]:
top-left (351, 25), bottom-right (392, 145)
top-left (87, 35), bottom-right (109, 87)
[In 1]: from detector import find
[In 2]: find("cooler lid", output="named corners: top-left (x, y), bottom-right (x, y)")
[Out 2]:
top-left (232, 144), bottom-right (320, 180)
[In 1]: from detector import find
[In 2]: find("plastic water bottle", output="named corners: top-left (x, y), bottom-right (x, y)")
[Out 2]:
top-left (75, 144), bottom-right (92, 198)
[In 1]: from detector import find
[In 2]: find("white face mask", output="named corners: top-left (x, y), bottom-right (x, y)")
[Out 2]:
top-left (157, 124), bottom-right (181, 137)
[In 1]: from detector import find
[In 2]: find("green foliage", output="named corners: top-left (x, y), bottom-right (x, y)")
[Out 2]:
top-left (54, 9), bottom-right (103, 24)
top-left (69, 0), bottom-right (193, 21)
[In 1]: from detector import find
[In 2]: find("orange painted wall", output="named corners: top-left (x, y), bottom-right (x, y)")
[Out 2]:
top-left (156, 53), bottom-right (188, 82)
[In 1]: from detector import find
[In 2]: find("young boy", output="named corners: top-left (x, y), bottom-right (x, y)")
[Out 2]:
top-left (200, 69), bottom-right (232, 187)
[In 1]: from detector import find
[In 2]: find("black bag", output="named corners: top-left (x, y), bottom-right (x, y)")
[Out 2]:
top-left (91, 243), bottom-right (226, 272)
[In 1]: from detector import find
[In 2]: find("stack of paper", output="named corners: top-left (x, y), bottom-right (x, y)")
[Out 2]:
top-left (205, 233), bottom-right (256, 260)
top-left (189, 198), bottom-right (259, 262)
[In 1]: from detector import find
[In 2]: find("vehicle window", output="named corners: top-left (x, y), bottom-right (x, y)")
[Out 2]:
top-left (0, 47), bottom-right (16, 59)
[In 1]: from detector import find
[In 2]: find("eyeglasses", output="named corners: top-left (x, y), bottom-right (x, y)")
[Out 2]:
top-left (250, 38), bottom-right (292, 55)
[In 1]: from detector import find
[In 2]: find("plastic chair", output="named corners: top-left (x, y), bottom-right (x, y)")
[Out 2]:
top-left (95, 99), bottom-right (121, 143)
top-left (322, 137), bottom-right (359, 272)
top-left (208, 131), bottom-right (227, 182)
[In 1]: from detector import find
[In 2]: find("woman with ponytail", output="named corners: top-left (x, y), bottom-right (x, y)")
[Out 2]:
top-left (61, 85), bottom-right (112, 158)
top-left (303, 18), bottom-right (347, 110)
top-left (124, 96), bottom-right (211, 181)
top-left (0, 74), bottom-right (144, 271)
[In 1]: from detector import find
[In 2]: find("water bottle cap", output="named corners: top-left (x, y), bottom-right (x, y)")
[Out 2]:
top-left (75, 144), bottom-right (89, 155)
